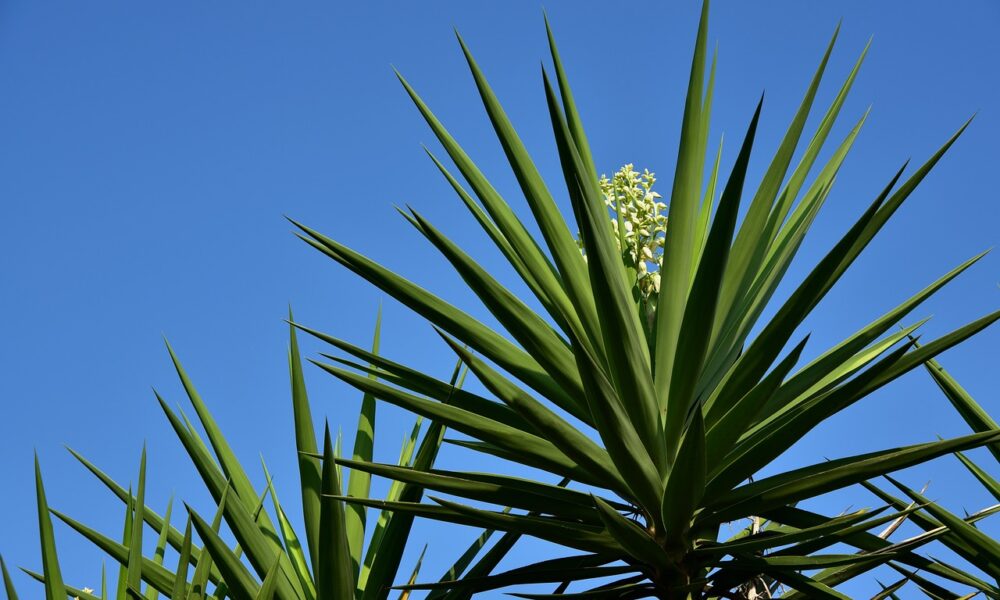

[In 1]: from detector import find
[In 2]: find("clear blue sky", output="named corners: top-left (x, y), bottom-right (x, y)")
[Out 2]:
top-left (1, 1), bottom-right (998, 597)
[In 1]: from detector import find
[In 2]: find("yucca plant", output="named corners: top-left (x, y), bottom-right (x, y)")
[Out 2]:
top-left (2, 315), bottom-right (516, 600)
top-left (282, 2), bottom-right (1000, 598)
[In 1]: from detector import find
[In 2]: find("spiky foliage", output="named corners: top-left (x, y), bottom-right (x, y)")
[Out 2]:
top-left (288, 3), bottom-right (1000, 599)
top-left (855, 354), bottom-right (1000, 598)
top-left (13, 314), bottom-right (513, 600)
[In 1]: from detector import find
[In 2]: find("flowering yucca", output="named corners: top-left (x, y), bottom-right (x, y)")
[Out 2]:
top-left (595, 164), bottom-right (667, 298)
top-left (10, 2), bottom-right (1000, 599)
top-left (290, 1), bottom-right (1000, 598)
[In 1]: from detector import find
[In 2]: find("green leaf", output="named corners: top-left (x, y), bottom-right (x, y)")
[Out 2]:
top-left (592, 496), bottom-right (670, 571)
top-left (873, 578), bottom-right (908, 600)
top-left (346, 307), bottom-right (382, 583)
top-left (436, 335), bottom-right (625, 494)
top-left (704, 164), bottom-right (904, 426)
top-left (653, 0), bottom-right (713, 417)
top-left (954, 451), bottom-right (1000, 503)
top-left (661, 408), bottom-right (707, 545)
top-left (166, 342), bottom-right (277, 530)
top-left (457, 33), bottom-right (603, 361)
top-left (126, 447), bottom-right (146, 595)
top-left (707, 429), bottom-right (1000, 523)
top-left (760, 568), bottom-right (852, 600)
top-left (313, 360), bottom-right (596, 485)
top-left (260, 459), bottom-right (316, 600)
top-left (115, 488), bottom-right (132, 600)
top-left (713, 23), bottom-right (842, 336)
top-left (539, 67), bottom-right (663, 468)
top-left (362, 386), bottom-right (451, 600)
top-left (705, 336), bottom-right (808, 471)
top-left (145, 496), bottom-right (173, 600)
top-left (289, 309), bottom-right (322, 577)
top-left (708, 107), bottom-right (870, 381)
top-left (424, 526), bottom-right (503, 600)
top-left (665, 97), bottom-right (762, 458)
top-left (435, 530), bottom-right (520, 600)
top-left (542, 67), bottom-right (664, 515)
top-left (317, 424), bottom-right (355, 600)
top-left (359, 415), bottom-right (423, 591)
top-left (334, 457), bottom-right (601, 523)
top-left (49, 509), bottom-right (178, 598)
top-left (65, 446), bottom-right (208, 569)
top-left (1, 554), bottom-right (20, 600)
top-left (191, 490), bottom-right (229, 599)
top-left (255, 553), bottom-right (282, 600)
top-left (714, 305), bottom-right (1000, 496)
top-left (404, 209), bottom-right (589, 422)
top-left (765, 504), bottom-right (997, 594)
top-left (715, 552), bottom-right (892, 571)
top-left (296, 322), bottom-right (529, 431)
top-left (19, 569), bottom-right (100, 600)
top-left (509, 579), bottom-right (649, 599)
top-left (397, 545), bottom-right (426, 600)
top-left (543, 14), bottom-right (596, 182)
top-left (34, 455), bottom-right (66, 600)
top-left (341, 496), bottom-right (620, 556)
top-left (763, 39), bottom-right (870, 249)
top-left (188, 506), bottom-right (261, 600)
top-left (291, 219), bottom-right (573, 415)
top-left (171, 519), bottom-right (193, 600)
top-left (922, 353), bottom-right (1000, 463)
top-left (401, 559), bottom-right (630, 595)
top-left (155, 395), bottom-right (302, 600)
top-left (423, 149), bottom-right (560, 331)
top-left (695, 506), bottom-right (898, 557)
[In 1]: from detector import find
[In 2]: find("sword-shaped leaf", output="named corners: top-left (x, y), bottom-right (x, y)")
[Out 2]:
top-left (49, 509), bottom-right (177, 597)
top-left (542, 67), bottom-right (664, 515)
top-left (34, 456), bottom-right (66, 600)
top-left (145, 496), bottom-right (172, 600)
top-left (707, 430), bottom-right (1000, 523)
top-left (346, 308), bottom-right (382, 582)
top-left (255, 554), bottom-right (282, 600)
top-left (260, 459), bottom-right (316, 600)
top-left (457, 33), bottom-right (603, 360)
top-left (188, 506), bottom-right (260, 600)
top-left (404, 209), bottom-right (588, 421)
top-left (317, 425), bottom-right (354, 600)
top-left (954, 451), bottom-right (1000, 503)
top-left (1, 554), bottom-right (19, 600)
top-left (314, 361), bottom-right (596, 485)
top-left (171, 519), bottom-right (193, 600)
top-left (653, 0), bottom-right (712, 424)
top-left (593, 496), bottom-right (671, 572)
top-left (125, 448), bottom-right (146, 596)
top-left (291, 219), bottom-right (574, 413)
top-left (288, 310), bottom-right (322, 577)
top-left (20, 569), bottom-right (100, 600)
top-left (922, 353), bottom-right (1000, 464)
top-left (665, 97), bottom-right (762, 452)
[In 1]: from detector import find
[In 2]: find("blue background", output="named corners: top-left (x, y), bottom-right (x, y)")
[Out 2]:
top-left (1, 1), bottom-right (998, 597)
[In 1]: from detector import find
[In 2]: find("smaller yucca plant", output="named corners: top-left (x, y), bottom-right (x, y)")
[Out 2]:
top-left (3, 313), bottom-right (513, 600)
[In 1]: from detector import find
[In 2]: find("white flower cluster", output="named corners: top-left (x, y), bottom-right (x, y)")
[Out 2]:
top-left (583, 164), bottom-right (666, 298)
